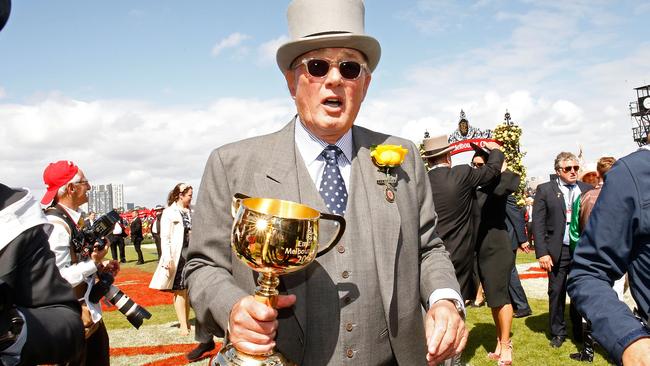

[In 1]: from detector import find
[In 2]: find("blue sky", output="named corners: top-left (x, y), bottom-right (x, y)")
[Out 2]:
top-left (1, 1), bottom-right (649, 207)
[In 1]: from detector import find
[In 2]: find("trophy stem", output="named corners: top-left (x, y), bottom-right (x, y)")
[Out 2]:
top-left (214, 273), bottom-right (295, 365)
top-left (254, 273), bottom-right (280, 308)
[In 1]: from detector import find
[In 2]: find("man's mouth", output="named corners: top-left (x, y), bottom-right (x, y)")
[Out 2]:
top-left (323, 97), bottom-right (342, 108)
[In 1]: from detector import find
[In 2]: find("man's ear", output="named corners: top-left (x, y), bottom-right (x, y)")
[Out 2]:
top-left (360, 73), bottom-right (372, 102)
top-left (284, 69), bottom-right (297, 98)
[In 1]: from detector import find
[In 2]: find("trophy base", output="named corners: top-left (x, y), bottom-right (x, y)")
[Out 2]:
top-left (212, 343), bottom-right (296, 366)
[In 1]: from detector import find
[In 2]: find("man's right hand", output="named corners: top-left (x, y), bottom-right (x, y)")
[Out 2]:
top-left (91, 245), bottom-right (108, 265)
top-left (538, 254), bottom-right (553, 272)
top-left (484, 141), bottom-right (501, 151)
top-left (229, 294), bottom-right (296, 355)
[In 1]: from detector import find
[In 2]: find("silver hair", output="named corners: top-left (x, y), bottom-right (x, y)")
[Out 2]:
top-left (554, 152), bottom-right (578, 171)
top-left (56, 172), bottom-right (82, 198)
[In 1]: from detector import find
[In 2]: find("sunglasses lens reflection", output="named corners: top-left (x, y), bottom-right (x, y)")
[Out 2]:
top-left (306, 59), bottom-right (363, 80)
top-left (339, 61), bottom-right (362, 79)
top-left (307, 59), bottom-right (329, 77)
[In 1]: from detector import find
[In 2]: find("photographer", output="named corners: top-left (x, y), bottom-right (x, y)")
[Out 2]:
top-left (1, 183), bottom-right (84, 365)
top-left (41, 160), bottom-right (120, 366)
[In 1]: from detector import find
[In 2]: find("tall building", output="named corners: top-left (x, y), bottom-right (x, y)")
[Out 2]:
top-left (88, 183), bottom-right (124, 214)
top-left (112, 184), bottom-right (124, 211)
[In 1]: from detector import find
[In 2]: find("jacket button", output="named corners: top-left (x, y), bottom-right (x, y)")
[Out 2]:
top-left (337, 245), bottom-right (345, 253)
top-left (344, 296), bottom-right (351, 304)
top-left (346, 349), bottom-right (354, 358)
top-left (346, 323), bottom-right (353, 332)
top-left (342, 270), bottom-right (350, 279)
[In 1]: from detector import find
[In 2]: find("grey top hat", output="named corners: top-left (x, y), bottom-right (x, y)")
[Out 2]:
top-left (276, 0), bottom-right (381, 72)
top-left (422, 134), bottom-right (454, 158)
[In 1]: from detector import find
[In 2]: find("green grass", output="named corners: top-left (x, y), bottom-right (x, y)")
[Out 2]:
top-left (516, 250), bottom-right (537, 265)
top-left (463, 298), bottom-right (613, 365)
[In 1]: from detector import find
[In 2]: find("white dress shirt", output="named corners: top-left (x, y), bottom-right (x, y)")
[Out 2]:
top-left (294, 117), bottom-right (353, 189)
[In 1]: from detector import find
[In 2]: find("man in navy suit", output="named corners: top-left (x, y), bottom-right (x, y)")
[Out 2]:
top-left (568, 145), bottom-right (650, 366)
top-left (533, 152), bottom-right (592, 348)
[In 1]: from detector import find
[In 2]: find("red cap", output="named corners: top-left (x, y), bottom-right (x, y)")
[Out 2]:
top-left (41, 160), bottom-right (79, 205)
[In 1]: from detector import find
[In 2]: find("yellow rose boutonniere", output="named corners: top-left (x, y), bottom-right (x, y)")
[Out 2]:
top-left (370, 144), bottom-right (408, 203)
top-left (371, 144), bottom-right (408, 167)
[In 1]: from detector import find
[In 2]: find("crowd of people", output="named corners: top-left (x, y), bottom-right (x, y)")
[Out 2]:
top-left (1, 0), bottom-right (649, 365)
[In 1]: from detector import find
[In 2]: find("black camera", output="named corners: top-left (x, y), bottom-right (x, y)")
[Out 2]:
top-left (72, 210), bottom-right (120, 256)
top-left (89, 272), bottom-right (152, 329)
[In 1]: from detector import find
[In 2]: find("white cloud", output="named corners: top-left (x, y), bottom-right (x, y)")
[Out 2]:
top-left (257, 35), bottom-right (289, 66)
top-left (211, 32), bottom-right (251, 57)
top-left (0, 94), bottom-right (293, 207)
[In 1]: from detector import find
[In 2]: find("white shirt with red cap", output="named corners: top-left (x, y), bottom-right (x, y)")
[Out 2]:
top-left (46, 203), bottom-right (102, 322)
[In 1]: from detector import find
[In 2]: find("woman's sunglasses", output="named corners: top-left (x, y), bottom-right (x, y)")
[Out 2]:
top-left (472, 162), bottom-right (485, 168)
top-left (560, 165), bottom-right (580, 173)
top-left (295, 58), bottom-right (367, 80)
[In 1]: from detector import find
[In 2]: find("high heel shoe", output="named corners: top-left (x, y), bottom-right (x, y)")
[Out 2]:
top-left (497, 340), bottom-right (513, 366)
top-left (487, 339), bottom-right (501, 361)
top-left (470, 299), bottom-right (486, 308)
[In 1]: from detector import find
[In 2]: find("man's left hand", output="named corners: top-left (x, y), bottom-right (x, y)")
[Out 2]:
top-left (424, 300), bottom-right (467, 365)
top-left (100, 259), bottom-right (120, 277)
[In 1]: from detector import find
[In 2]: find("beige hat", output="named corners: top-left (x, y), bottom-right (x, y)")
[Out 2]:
top-left (276, 0), bottom-right (381, 72)
top-left (422, 135), bottom-right (454, 158)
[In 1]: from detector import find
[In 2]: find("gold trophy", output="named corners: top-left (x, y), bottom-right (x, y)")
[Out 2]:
top-left (214, 194), bottom-right (346, 366)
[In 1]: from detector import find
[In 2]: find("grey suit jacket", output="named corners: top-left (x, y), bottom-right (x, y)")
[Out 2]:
top-left (184, 118), bottom-right (459, 364)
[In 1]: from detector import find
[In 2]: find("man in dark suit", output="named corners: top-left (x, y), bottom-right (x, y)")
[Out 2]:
top-left (504, 195), bottom-right (532, 318)
top-left (185, 1), bottom-right (467, 364)
top-left (83, 212), bottom-right (96, 229)
top-left (425, 136), bottom-right (504, 303)
top-left (130, 214), bottom-right (144, 264)
top-left (533, 152), bottom-right (592, 348)
top-left (568, 146), bottom-right (650, 365)
top-left (0, 184), bottom-right (84, 365)
top-left (151, 206), bottom-right (163, 259)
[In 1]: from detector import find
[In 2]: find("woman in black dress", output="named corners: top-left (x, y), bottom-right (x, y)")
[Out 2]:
top-left (474, 151), bottom-right (519, 366)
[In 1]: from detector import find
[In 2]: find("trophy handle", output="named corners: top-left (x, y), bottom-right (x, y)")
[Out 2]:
top-left (231, 193), bottom-right (250, 218)
top-left (316, 213), bottom-right (346, 257)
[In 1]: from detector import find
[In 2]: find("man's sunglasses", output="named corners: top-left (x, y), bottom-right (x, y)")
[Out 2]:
top-left (295, 58), bottom-right (367, 80)
top-left (560, 165), bottom-right (580, 173)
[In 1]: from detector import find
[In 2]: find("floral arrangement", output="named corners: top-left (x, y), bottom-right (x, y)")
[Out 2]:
top-left (493, 120), bottom-right (527, 206)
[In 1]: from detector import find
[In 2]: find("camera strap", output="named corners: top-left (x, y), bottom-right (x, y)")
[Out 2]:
top-left (44, 205), bottom-right (82, 262)
top-left (43, 205), bottom-right (89, 299)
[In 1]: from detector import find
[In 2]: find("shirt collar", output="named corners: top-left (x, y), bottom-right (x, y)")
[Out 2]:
top-left (294, 116), bottom-right (353, 164)
top-left (58, 202), bottom-right (82, 225)
top-left (557, 177), bottom-right (576, 188)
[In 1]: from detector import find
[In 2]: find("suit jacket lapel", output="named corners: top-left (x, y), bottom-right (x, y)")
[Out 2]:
top-left (254, 118), bottom-right (307, 341)
top-left (550, 179), bottom-right (566, 219)
top-left (352, 127), bottom-right (401, 314)
top-left (256, 118), bottom-right (302, 202)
